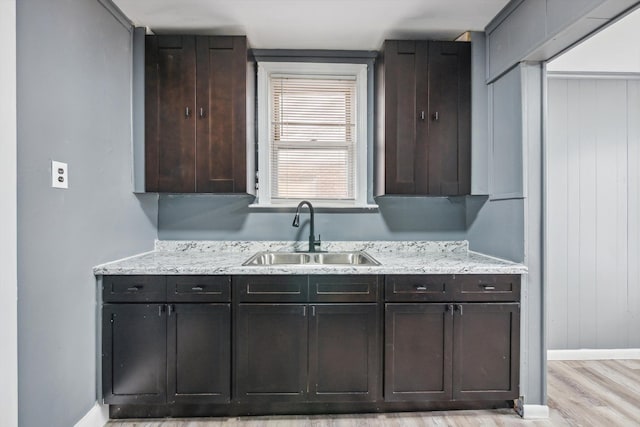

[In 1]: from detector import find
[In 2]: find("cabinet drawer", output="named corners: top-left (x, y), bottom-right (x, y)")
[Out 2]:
top-left (103, 275), bottom-right (166, 302)
top-left (385, 275), bottom-right (453, 302)
top-left (167, 275), bottom-right (230, 302)
top-left (453, 275), bottom-right (520, 302)
top-left (234, 275), bottom-right (308, 302)
top-left (309, 275), bottom-right (379, 302)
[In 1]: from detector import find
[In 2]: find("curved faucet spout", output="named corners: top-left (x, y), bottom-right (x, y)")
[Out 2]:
top-left (292, 200), bottom-right (320, 252)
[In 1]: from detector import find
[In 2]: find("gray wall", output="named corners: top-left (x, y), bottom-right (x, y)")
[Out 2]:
top-left (16, 1), bottom-right (158, 426)
top-left (547, 76), bottom-right (640, 349)
top-left (158, 195), bottom-right (468, 241)
top-left (467, 64), bottom-right (526, 263)
top-left (0, 0), bottom-right (18, 425)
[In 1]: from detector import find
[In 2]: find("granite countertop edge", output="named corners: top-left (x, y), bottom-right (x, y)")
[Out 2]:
top-left (94, 240), bottom-right (527, 276)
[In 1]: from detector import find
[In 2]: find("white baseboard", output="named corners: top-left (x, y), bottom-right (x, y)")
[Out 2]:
top-left (548, 348), bottom-right (640, 360)
top-left (522, 404), bottom-right (549, 419)
top-left (74, 403), bottom-right (108, 427)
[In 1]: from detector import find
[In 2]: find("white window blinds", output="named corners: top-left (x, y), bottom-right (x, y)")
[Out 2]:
top-left (270, 76), bottom-right (357, 200)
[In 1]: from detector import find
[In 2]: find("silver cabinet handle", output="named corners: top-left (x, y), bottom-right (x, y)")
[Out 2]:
top-left (481, 285), bottom-right (496, 291)
top-left (192, 286), bottom-right (204, 291)
top-left (185, 107), bottom-right (191, 118)
top-left (420, 111), bottom-right (425, 120)
top-left (199, 107), bottom-right (205, 118)
top-left (432, 111), bottom-right (439, 121)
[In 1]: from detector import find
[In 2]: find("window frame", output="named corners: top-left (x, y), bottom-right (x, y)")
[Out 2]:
top-left (255, 61), bottom-right (369, 208)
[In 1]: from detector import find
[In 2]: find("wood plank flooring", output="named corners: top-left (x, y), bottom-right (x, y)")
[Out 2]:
top-left (107, 360), bottom-right (640, 427)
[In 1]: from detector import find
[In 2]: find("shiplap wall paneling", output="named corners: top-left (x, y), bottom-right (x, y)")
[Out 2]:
top-left (628, 80), bottom-right (640, 347)
top-left (547, 77), bottom-right (637, 350)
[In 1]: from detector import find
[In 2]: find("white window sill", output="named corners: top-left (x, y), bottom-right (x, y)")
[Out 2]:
top-left (248, 202), bottom-right (379, 212)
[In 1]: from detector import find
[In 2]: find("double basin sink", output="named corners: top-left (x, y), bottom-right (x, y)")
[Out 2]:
top-left (243, 251), bottom-right (380, 266)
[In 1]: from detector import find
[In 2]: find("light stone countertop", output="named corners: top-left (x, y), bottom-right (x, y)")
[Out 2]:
top-left (93, 240), bottom-right (527, 275)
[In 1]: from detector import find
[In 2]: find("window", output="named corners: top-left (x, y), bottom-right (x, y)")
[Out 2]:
top-left (255, 62), bottom-right (368, 207)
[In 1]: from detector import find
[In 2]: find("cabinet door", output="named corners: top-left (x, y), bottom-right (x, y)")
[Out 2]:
top-left (235, 304), bottom-right (308, 402)
top-left (145, 35), bottom-right (197, 192)
top-left (426, 41), bottom-right (471, 196)
top-left (103, 304), bottom-right (167, 404)
top-left (384, 303), bottom-right (453, 401)
top-left (195, 36), bottom-right (246, 193)
top-left (452, 303), bottom-right (520, 400)
top-left (167, 304), bottom-right (231, 404)
top-left (308, 304), bottom-right (380, 402)
top-left (383, 40), bottom-right (427, 194)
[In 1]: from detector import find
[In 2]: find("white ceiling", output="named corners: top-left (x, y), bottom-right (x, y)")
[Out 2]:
top-left (112, 0), bottom-right (510, 50)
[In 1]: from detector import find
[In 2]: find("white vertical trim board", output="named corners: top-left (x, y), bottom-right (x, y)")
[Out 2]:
top-left (0, 0), bottom-right (18, 426)
top-left (523, 405), bottom-right (550, 419)
top-left (548, 349), bottom-right (640, 360)
top-left (74, 403), bottom-right (108, 427)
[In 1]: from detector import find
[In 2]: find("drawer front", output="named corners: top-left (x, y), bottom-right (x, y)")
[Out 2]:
top-left (102, 275), bottom-right (166, 302)
top-left (167, 275), bottom-right (231, 302)
top-left (385, 275), bottom-right (454, 302)
top-left (453, 275), bottom-right (521, 302)
top-left (309, 275), bottom-right (379, 302)
top-left (234, 275), bottom-right (308, 302)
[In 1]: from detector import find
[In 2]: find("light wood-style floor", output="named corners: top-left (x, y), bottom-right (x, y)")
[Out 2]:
top-left (108, 359), bottom-right (640, 427)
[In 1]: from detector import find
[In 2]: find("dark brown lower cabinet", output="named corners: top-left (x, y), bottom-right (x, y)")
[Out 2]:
top-left (102, 273), bottom-right (521, 418)
top-left (103, 303), bottom-right (231, 405)
top-left (385, 303), bottom-right (519, 402)
top-left (309, 304), bottom-right (379, 402)
top-left (235, 303), bottom-right (379, 403)
top-left (235, 304), bottom-right (308, 402)
top-left (168, 304), bottom-right (231, 404)
top-left (103, 304), bottom-right (167, 404)
top-left (384, 304), bottom-right (452, 401)
top-left (452, 303), bottom-right (520, 400)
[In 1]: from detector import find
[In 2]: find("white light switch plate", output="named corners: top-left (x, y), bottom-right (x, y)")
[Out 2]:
top-left (51, 160), bottom-right (68, 189)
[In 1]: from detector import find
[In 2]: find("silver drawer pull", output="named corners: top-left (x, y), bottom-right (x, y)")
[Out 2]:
top-left (191, 286), bottom-right (204, 291)
top-left (415, 285), bottom-right (427, 291)
top-left (126, 285), bottom-right (142, 292)
top-left (481, 285), bottom-right (496, 290)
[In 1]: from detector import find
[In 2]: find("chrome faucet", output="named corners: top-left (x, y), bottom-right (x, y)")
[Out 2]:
top-left (292, 200), bottom-right (321, 252)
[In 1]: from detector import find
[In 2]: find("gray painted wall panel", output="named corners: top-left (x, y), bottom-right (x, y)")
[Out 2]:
top-left (486, 0), bottom-right (638, 81)
top-left (546, 0), bottom-right (604, 37)
top-left (158, 195), bottom-right (467, 241)
top-left (547, 76), bottom-right (640, 349)
top-left (466, 198), bottom-right (524, 262)
top-left (16, 1), bottom-right (158, 426)
top-left (488, 0), bottom-right (546, 79)
top-left (490, 65), bottom-right (524, 199)
top-left (468, 63), bottom-right (544, 406)
top-left (471, 32), bottom-right (489, 195)
top-left (0, 0), bottom-right (18, 425)
top-left (522, 63), bottom-right (544, 406)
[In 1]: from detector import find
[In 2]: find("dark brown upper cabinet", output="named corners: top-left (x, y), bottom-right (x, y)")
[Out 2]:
top-left (376, 40), bottom-right (470, 196)
top-left (145, 35), bottom-right (247, 193)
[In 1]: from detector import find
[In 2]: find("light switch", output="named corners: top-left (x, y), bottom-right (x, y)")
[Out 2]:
top-left (51, 160), bottom-right (68, 189)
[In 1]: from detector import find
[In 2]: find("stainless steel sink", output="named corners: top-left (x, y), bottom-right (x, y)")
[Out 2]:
top-left (242, 251), bottom-right (380, 266)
